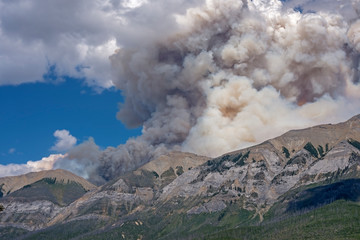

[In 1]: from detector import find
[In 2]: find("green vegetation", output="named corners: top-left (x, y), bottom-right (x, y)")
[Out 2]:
top-left (43, 177), bottom-right (57, 185)
top-left (317, 145), bottom-right (325, 157)
top-left (231, 153), bottom-right (242, 163)
top-left (206, 200), bottom-right (360, 240)
top-left (77, 201), bottom-right (256, 240)
top-left (22, 219), bottom-right (107, 240)
top-left (304, 142), bottom-right (319, 158)
top-left (0, 204), bottom-right (4, 212)
top-left (282, 146), bottom-right (290, 158)
top-left (176, 166), bottom-right (184, 176)
top-left (5, 178), bottom-right (87, 206)
top-left (152, 171), bottom-right (159, 178)
top-left (347, 139), bottom-right (360, 151)
top-left (0, 183), bottom-right (4, 198)
top-left (123, 170), bottom-right (157, 189)
top-left (161, 167), bottom-right (175, 178)
top-left (285, 179), bottom-right (360, 213)
top-left (236, 151), bottom-right (250, 166)
top-left (160, 168), bottom-right (177, 187)
top-left (0, 227), bottom-right (29, 240)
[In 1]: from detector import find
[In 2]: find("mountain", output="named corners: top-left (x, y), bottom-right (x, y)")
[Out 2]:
top-left (0, 169), bottom-right (96, 197)
top-left (1, 115), bottom-right (360, 239)
top-left (159, 114), bottom-right (360, 218)
top-left (46, 151), bottom-right (210, 226)
top-left (138, 151), bottom-right (210, 177)
top-left (0, 169), bottom-right (96, 233)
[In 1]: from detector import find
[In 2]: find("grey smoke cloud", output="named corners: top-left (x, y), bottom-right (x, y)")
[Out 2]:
top-left (0, 0), bottom-right (205, 88)
top-left (54, 0), bottom-right (360, 183)
top-left (53, 138), bottom-right (102, 183)
top-left (0, 0), bottom-right (148, 88)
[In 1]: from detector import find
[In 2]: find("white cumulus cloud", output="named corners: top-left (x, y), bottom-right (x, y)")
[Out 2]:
top-left (51, 129), bottom-right (77, 152)
top-left (0, 0), bottom-right (200, 89)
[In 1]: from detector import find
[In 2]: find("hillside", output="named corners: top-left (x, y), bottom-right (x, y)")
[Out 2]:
top-left (138, 151), bottom-right (210, 177)
top-left (0, 169), bottom-right (96, 197)
top-left (1, 115), bottom-right (360, 239)
top-left (0, 169), bottom-right (96, 231)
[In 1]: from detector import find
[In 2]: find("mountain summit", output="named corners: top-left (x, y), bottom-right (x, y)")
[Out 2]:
top-left (1, 115), bottom-right (360, 239)
top-left (0, 169), bottom-right (96, 197)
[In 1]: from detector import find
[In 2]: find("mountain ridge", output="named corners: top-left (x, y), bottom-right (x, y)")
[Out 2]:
top-left (1, 114), bottom-right (360, 239)
top-left (225, 114), bottom-right (360, 159)
top-left (0, 169), bottom-right (96, 197)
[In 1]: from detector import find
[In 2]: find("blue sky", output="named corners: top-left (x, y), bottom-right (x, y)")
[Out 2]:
top-left (0, 0), bottom-right (196, 176)
top-left (0, 79), bottom-right (141, 165)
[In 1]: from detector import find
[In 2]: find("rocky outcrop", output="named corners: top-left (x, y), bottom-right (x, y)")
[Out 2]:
top-left (0, 200), bottom-right (61, 230)
top-left (2, 115), bottom-right (360, 234)
top-left (158, 115), bottom-right (360, 215)
top-left (138, 151), bottom-right (210, 177)
top-left (187, 200), bottom-right (227, 214)
top-left (0, 169), bottom-right (97, 231)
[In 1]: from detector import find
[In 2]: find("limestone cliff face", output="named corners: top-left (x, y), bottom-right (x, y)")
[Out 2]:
top-left (45, 151), bottom-right (209, 226)
top-left (161, 140), bottom-right (360, 215)
top-left (1, 115), bottom-right (360, 232)
top-left (137, 151), bottom-right (210, 177)
top-left (50, 115), bottom-right (360, 224)
top-left (160, 115), bottom-right (360, 216)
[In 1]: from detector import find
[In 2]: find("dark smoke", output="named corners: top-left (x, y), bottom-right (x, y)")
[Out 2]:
top-left (56, 0), bottom-right (360, 184)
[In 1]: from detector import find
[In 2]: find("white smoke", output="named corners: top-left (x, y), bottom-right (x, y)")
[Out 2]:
top-left (0, 154), bottom-right (65, 178)
top-left (55, 0), bottom-right (360, 182)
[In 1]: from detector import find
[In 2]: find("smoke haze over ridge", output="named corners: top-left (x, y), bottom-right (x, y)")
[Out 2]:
top-left (49, 0), bottom-right (360, 183)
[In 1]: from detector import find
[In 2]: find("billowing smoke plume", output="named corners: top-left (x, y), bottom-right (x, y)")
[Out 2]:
top-left (57, 0), bottom-right (360, 184)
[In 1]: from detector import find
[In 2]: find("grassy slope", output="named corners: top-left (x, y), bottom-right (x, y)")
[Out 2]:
top-left (4, 178), bottom-right (88, 206)
top-left (13, 199), bottom-right (360, 240)
top-left (207, 200), bottom-right (360, 240)
top-left (20, 219), bottom-right (107, 240)
top-left (0, 227), bottom-right (29, 240)
top-left (72, 201), bottom-right (256, 240)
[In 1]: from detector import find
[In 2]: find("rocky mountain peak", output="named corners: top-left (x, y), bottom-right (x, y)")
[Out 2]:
top-left (1, 115), bottom-right (360, 238)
